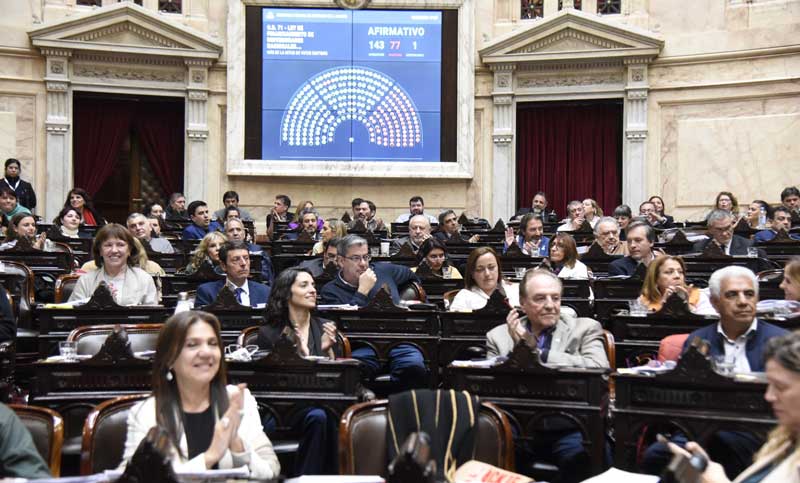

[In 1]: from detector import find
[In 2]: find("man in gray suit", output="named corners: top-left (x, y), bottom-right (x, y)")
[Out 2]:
top-left (486, 269), bottom-right (609, 483)
top-left (487, 269), bottom-right (608, 367)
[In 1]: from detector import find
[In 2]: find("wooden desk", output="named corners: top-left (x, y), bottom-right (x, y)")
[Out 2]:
top-left (446, 344), bottom-right (610, 474)
top-left (438, 291), bottom-right (507, 367)
top-left (613, 345), bottom-right (775, 470)
top-left (608, 298), bottom-right (718, 368)
top-left (320, 291), bottom-right (439, 387)
top-left (34, 289), bottom-right (170, 357)
top-left (593, 278), bottom-right (643, 322)
top-left (227, 340), bottom-right (361, 439)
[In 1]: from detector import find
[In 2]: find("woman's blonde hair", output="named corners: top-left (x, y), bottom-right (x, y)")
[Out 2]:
top-left (640, 255), bottom-right (687, 304)
top-left (190, 231), bottom-right (227, 269)
top-left (784, 257), bottom-right (800, 293)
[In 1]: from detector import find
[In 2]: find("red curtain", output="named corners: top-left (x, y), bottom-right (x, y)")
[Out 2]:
top-left (134, 101), bottom-right (184, 196)
top-left (73, 99), bottom-right (132, 196)
top-left (516, 101), bottom-right (622, 219)
top-left (73, 97), bottom-right (184, 198)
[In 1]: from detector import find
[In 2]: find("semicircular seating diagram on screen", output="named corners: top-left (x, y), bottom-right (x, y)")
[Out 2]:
top-left (280, 65), bottom-right (423, 149)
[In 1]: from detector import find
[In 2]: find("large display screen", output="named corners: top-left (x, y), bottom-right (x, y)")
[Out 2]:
top-left (261, 8), bottom-right (442, 162)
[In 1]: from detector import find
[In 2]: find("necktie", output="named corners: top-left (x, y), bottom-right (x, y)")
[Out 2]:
top-left (234, 287), bottom-right (244, 304)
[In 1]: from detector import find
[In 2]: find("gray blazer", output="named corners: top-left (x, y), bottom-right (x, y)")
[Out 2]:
top-left (486, 312), bottom-right (609, 368)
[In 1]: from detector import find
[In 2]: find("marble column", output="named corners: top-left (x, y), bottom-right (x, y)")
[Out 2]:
top-left (184, 60), bottom-right (211, 203)
top-left (43, 50), bottom-right (72, 221)
top-left (623, 61), bottom-right (650, 208)
top-left (491, 65), bottom-right (516, 221)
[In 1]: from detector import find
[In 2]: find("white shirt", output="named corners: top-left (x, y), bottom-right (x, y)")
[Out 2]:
top-left (394, 212), bottom-right (438, 225)
top-left (557, 260), bottom-right (591, 280)
top-left (227, 278), bottom-right (251, 307)
top-left (716, 319), bottom-right (757, 373)
top-left (449, 281), bottom-right (519, 312)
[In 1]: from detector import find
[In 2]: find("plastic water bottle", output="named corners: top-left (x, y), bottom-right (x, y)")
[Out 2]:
top-left (758, 207), bottom-right (767, 229)
top-left (174, 292), bottom-right (192, 314)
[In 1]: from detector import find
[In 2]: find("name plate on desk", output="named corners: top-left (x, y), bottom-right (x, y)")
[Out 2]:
top-left (322, 291), bottom-right (439, 335)
top-left (455, 369), bottom-right (597, 402)
top-left (228, 359), bottom-right (361, 395)
top-left (33, 360), bottom-right (151, 401)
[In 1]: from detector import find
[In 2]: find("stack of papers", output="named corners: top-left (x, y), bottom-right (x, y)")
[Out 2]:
top-left (451, 357), bottom-right (506, 368)
top-left (317, 304), bottom-right (360, 311)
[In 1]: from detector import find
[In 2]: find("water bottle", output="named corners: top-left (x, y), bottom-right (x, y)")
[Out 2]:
top-left (174, 292), bottom-right (192, 314)
top-left (758, 207), bottom-right (767, 229)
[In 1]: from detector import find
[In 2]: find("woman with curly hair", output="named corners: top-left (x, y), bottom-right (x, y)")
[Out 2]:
top-left (180, 231), bottom-right (227, 276)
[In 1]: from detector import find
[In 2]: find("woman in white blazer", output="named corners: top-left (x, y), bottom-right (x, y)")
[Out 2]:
top-left (119, 311), bottom-right (279, 478)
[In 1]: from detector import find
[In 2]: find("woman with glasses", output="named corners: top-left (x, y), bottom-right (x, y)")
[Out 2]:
top-left (449, 247), bottom-right (518, 311)
top-left (548, 233), bottom-right (590, 280)
top-left (412, 238), bottom-right (462, 279)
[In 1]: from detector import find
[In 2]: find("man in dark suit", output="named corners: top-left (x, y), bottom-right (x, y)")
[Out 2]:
top-left (781, 186), bottom-right (800, 227)
top-left (194, 240), bottom-right (270, 308)
top-left (692, 209), bottom-right (759, 256)
top-left (433, 210), bottom-right (479, 243)
top-left (642, 266), bottom-right (788, 477)
top-left (224, 218), bottom-right (274, 285)
top-left (754, 207), bottom-right (800, 242)
top-left (608, 221), bottom-right (657, 276)
top-left (511, 191), bottom-right (558, 223)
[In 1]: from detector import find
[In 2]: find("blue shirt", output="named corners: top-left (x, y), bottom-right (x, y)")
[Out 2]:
top-left (503, 235), bottom-right (550, 257)
top-left (754, 229), bottom-right (800, 243)
top-left (181, 221), bottom-right (222, 240)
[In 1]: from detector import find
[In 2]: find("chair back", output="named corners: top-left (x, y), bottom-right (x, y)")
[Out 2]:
top-left (398, 280), bottom-right (427, 303)
top-left (54, 274), bottom-right (81, 303)
top-left (339, 398), bottom-right (513, 475)
top-left (658, 333), bottom-right (690, 362)
top-left (237, 326), bottom-right (351, 357)
top-left (10, 404), bottom-right (64, 476)
top-left (80, 394), bottom-right (148, 475)
top-left (67, 324), bottom-right (162, 356)
top-left (602, 329), bottom-right (616, 371)
top-left (0, 261), bottom-right (35, 328)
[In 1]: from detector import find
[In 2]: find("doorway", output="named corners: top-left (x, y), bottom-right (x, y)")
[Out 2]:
top-left (72, 93), bottom-right (185, 224)
top-left (515, 99), bottom-right (623, 219)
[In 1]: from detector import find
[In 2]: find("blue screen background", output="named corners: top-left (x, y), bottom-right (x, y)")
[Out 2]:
top-left (261, 8), bottom-right (442, 162)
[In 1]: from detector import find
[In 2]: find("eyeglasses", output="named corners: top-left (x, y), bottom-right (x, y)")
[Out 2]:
top-left (341, 254), bottom-right (371, 263)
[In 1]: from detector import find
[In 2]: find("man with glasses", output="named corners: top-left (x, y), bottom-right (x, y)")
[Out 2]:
top-left (297, 238), bottom-right (340, 277)
top-left (593, 217), bottom-right (627, 256)
top-left (693, 209), bottom-right (760, 256)
top-left (194, 240), bottom-right (270, 308)
top-left (557, 200), bottom-right (586, 232)
top-left (391, 214), bottom-right (432, 255)
top-left (320, 235), bottom-right (426, 391)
